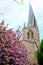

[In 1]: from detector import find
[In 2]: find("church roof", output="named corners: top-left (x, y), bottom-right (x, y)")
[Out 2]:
top-left (27, 4), bottom-right (37, 27)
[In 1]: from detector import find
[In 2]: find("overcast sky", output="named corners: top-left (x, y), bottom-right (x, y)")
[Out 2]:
top-left (0, 0), bottom-right (43, 40)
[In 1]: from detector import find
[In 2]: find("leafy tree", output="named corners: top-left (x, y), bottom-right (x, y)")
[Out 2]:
top-left (0, 20), bottom-right (31, 65)
top-left (37, 39), bottom-right (43, 65)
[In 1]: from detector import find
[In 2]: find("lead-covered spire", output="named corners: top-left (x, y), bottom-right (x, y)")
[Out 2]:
top-left (27, 4), bottom-right (37, 27)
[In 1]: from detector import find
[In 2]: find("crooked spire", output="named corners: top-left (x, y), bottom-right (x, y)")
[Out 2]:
top-left (27, 4), bottom-right (37, 27)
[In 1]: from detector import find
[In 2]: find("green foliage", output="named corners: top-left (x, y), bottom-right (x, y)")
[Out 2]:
top-left (40, 39), bottom-right (43, 52)
top-left (37, 39), bottom-right (43, 65)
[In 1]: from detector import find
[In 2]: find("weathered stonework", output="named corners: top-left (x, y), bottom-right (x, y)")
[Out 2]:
top-left (21, 5), bottom-right (40, 65)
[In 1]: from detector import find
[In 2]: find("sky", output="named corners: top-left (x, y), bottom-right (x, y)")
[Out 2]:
top-left (0, 0), bottom-right (43, 40)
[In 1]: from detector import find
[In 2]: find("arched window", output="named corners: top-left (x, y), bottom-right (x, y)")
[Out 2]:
top-left (31, 32), bottom-right (34, 38)
top-left (27, 32), bottom-right (30, 39)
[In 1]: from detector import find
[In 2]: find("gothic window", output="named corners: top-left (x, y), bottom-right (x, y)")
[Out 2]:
top-left (31, 32), bottom-right (34, 38)
top-left (27, 32), bottom-right (30, 39)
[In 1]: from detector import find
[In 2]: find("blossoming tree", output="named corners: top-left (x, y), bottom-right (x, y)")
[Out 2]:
top-left (0, 20), bottom-right (31, 65)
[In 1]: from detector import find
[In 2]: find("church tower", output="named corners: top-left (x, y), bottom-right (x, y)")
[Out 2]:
top-left (21, 5), bottom-right (40, 65)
